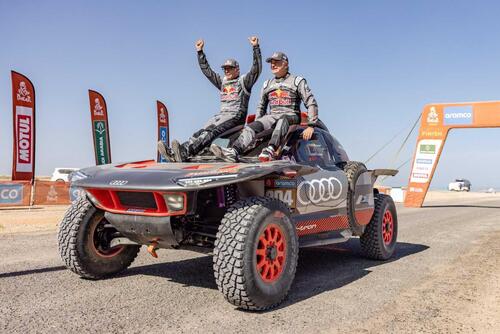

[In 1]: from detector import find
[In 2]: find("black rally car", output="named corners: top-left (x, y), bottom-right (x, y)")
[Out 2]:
top-left (58, 119), bottom-right (398, 311)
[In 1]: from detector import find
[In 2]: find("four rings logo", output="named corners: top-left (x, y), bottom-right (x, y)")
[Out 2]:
top-left (297, 177), bottom-right (342, 205)
top-left (109, 180), bottom-right (128, 186)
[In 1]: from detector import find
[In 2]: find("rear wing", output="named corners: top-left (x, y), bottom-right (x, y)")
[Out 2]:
top-left (372, 169), bottom-right (398, 177)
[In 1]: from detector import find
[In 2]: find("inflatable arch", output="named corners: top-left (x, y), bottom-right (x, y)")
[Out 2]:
top-left (405, 101), bottom-right (500, 207)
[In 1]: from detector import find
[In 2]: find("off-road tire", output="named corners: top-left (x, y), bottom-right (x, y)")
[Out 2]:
top-left (343, 161), bottom-right (368, 236)
top-left (57, 197), bottom-right (140, 279)
top-left (360, 193), bottom-right (398, 260)
top-left (213, 197), bottom-right (299, 311)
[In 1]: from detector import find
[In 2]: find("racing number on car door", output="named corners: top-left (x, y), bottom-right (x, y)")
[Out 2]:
top-left (265, 189), bottom-right (296, 208)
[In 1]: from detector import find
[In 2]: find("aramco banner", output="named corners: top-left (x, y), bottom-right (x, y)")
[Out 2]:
top-left (157, 100), bottom-right (170, 162)
top-left (11, 71), bottom-right (36, 182)
top-left (88, 90), bottom-right (112, 165)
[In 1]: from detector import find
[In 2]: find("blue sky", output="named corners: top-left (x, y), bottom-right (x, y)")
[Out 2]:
top-left (1, 0), bottom-right (500, 189)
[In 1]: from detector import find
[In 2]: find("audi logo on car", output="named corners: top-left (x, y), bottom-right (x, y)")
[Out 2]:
top-left (109, 180), bottom-right (128, 186)
top-left (297, 177), bottom-right (343, 205)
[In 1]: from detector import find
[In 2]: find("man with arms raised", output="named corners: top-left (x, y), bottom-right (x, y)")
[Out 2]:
top-left (158, 36), bottom-right (262, 162)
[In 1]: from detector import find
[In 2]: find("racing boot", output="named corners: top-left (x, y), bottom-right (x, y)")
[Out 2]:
top-left (258, 145), bottom-right (276, 162)
top-left (210, 144), bottom-right (239, 163)
top-left (171, 140), bottom-right (190, 162)
top-left (157, 141), bottom-right (175, 162)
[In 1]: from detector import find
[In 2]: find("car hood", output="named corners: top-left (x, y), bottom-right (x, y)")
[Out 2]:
top-left (72, 159), bottom-right (318, 191)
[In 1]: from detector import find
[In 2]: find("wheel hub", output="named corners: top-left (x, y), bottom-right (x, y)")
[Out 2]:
top-left (256, 223), bottom-right (287, 283)
top-left (382, 209), bottom-right (394, 245)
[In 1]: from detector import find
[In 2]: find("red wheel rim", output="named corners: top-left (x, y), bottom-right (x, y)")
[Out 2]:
top-left (382, 209), bottom-right (394, 245)
top-left (89, 217), bottom-right (124, 258)
top-left (256, 223), bottom-right (286, 283)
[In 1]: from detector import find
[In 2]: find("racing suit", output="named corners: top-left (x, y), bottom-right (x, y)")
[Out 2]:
top-left (231, 73), bottom-right (318, 153)
top-left (183, 46), bottom-right (262, 155)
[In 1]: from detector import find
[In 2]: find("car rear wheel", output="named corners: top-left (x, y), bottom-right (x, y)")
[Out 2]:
top-left (213, 197), bottom-right (298, 311)
top-left (360, 193), bottom-right (398, 260)
top-left (57, 197), bottom-right (140, 279)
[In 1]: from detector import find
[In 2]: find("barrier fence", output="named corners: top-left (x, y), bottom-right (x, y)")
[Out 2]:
top-left (0, 181), bottom-right (32, 206)
top-left (0, 181), bottom-right (83, 207)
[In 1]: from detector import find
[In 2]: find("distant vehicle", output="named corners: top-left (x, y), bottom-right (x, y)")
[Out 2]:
top-left (51, 168), bottom-right (80, 182)
top-left (448, 179), bottom-right (471, 192)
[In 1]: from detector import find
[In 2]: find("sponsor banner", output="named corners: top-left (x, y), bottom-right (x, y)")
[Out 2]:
top-left (443, 105), bottom-right (473, 125)
top-left (0, 181), bottom-right (31, 206)
top-left (11, 71), bottom-right (36, 181)
top-left (157, 101), bottom-right (169, 162)
top-left (33, 181), bottom-right (71, 205)
top-left (89, 90), bottom-right (112, 165)
top-left (410, 139), bottom-right (443, 183)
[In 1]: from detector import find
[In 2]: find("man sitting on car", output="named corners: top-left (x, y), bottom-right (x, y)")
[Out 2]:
top-left (158, 37), bottom-right (262, 162)
top-left (211, 51), bottom-right (319, 162)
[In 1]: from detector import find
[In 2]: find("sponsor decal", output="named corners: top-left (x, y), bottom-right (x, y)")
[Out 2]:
top-left (16, 81), bottom-right (32, 103)
top-left (93, 121), bottom-right (110, 165)
top-left (297, 177), bottom-right (343, 205)
top-left (93, 98), bottom-right (104, 116)
top-left (69, 186), bottom-right (85, 202)
top-left (266, 179), bottom-right (296, 188)
top-left (410, 139), bottom-right (442, 183)
top-left (15, 107), bottom-right (34, 173)
top-left (221, 84), bottom-right (238, 101)
top-left (269, 88), bottom-right (292, 106)
top-left (412, 172), bottom-right (429, 179)
top-left (427, 106), bottom-right (439, 125)
top-left (443, 105), bottom-right (473, 125)
top-left (159, 126), bottom-right (168, 163)
top-left (0, 184), bottom-right (24, 204)
top-left (109, 180), bottom-right (128, 186)
top-left (296, 224), bottom-right (317, 232)
top-left (419, 144), bottom-right (436, 154)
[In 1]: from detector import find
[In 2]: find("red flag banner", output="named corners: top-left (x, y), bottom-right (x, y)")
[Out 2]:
top-left (157, 100), bottom-right (170, 162)
top-left (88, 90), bottom-right (112, 165)
top-left (11, 71), bottom-right (36, 182)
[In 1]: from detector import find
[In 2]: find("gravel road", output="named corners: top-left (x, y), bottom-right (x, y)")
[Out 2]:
top-left (1, 192), bottom-right (499, 333)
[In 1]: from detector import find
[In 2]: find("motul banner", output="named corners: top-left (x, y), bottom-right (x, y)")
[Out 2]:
top-left (11, 71), bottom-right (36, 182)
top-left (88, 90), bottom-right (112, 165)
top-left (157, 100), bottom-right (170, 162)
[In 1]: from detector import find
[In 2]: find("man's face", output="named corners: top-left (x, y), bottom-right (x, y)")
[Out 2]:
top-left (223, 66), bottom-right (240, 80)
top-left (271, 60), bottom-right (288, 78)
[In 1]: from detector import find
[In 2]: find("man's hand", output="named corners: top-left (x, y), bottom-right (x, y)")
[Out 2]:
top-left (195, 39), bottom-right (204, 51)
top-left (301, 127), bottom-right (314, 140)
top-left (248, 36), bottom-right (259, 47)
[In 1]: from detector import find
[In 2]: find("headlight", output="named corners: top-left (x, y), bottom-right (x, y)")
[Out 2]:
top-left (69, 170), bottom-right (89, 183)
top-left (163, 193), bottom-right (186, 212)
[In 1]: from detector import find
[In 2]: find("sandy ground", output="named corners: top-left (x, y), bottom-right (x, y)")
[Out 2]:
top-left (0, 191), bottom-right (499, 333)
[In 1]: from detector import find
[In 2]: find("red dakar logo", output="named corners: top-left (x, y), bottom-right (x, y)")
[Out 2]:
top-left (269, 88), bottom-right (292, 106)
top-left (17, 115), bottom-right (32, 164)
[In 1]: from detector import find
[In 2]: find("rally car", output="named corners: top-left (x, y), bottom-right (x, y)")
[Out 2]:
top-left (58, 114), bottom-right (398, 311)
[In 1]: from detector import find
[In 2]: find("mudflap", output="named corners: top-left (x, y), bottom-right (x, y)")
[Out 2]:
top-left (104, 212), bottom-right (179, 249)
